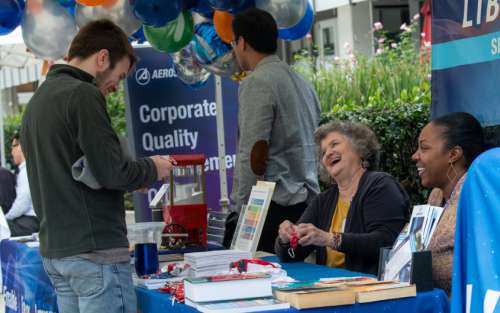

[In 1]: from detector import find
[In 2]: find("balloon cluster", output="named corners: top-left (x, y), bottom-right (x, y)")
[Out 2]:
top-left (0, 0), bottom-right (314, 88)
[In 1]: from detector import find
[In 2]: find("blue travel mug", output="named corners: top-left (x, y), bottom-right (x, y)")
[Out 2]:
top-left (134, 243), bottom-right (159, 277)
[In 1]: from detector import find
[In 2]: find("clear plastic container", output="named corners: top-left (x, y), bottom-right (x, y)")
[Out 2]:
top-left (127, 222), bottom-right (165, 249)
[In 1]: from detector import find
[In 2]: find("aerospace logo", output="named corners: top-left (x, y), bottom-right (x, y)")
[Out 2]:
top-left (135, 68), bottom-right (150, 86)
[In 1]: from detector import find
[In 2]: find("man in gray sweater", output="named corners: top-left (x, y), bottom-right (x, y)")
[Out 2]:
top-left (229, 8), bottom-right (321, 252)
top-left (21, 20), bottom-right (173, 313)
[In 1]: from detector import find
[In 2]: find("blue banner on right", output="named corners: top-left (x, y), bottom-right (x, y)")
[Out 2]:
top-left (451, 148), bottom-right (500, 313)
top-left (432, 0), bottom-right (500, 126)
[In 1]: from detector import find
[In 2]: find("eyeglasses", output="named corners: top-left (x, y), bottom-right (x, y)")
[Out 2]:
top-left (230, 37), bottom-right (239, 49)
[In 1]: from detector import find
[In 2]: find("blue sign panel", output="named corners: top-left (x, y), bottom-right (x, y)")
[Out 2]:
top-left (432, 0), bottom-right (500, 126)
top-left (125, 47), bottom-right (239, 221)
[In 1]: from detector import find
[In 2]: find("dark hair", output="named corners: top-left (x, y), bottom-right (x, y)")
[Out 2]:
top-left (232, 8), bottom-right (278, 54)
top-left (431, 112), bottom-right (485, 169)
top-left (67, 19), bottom-right (136, 70)
top-left (12, 132), bottom-right (20, 142)
top-left (314, 121), bottom-right (381, 170)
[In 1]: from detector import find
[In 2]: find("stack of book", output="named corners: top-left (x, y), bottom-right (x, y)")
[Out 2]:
top-left (274, 277), bottom-right (416, 310)
top-left (184, 250), bottom-right (251, 277)
top-left (184, 273), bottom-right (289, 312)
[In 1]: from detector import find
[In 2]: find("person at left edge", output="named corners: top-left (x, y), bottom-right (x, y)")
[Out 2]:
top-left (21, 19), bottom-right (174, 313)
top-left (5, 132), bottom-right (38, 236)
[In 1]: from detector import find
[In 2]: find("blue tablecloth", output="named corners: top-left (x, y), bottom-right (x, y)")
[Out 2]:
top-left (137, 256), bottom-right (450, 313)
top-left (0, 240), bottom-right (58, 313)
top-left (0, 240), bottom-right (450, 313)
top-left (0, 240), bottom-right (221, 313)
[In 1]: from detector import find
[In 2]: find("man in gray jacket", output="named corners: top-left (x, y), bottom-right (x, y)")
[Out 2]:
top-left (21, 20), bottom-right (174, 313)
top-left (229, 8), bottom-right (321, 253)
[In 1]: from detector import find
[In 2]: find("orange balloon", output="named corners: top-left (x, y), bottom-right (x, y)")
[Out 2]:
top-left (214, 10), bottom-right (234, 44)
top-left (100, 0), bottom-right (118, 9)
top-left (76, 0), bottom-right (108, 6)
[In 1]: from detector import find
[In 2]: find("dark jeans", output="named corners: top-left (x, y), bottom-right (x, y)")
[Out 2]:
top-left (8, 215), bottom-right (39, 236)
top-left (257, 201), bottom-right (307, 254)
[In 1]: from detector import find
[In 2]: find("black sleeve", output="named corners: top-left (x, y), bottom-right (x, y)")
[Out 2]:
top-left (0, 169), bottom-right (16, 214)
top-left (274, 194), bottom-right (321, 262)
top-left (339, 175), bottom-right (410, 261)
top-left (70, 84), bottom-right (157, 191)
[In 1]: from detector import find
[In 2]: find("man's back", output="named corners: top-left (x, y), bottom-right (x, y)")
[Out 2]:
top-left (21, 65), bottom-right (157, 258)
top-left (234, 55), bottom-right (321, 208)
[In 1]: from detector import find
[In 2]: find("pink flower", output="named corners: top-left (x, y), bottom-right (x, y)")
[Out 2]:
top-left (376, 48), bottom-right (384, 55)
top-left (373, 22), bottom-right (383, 31)
top-left (400, 23), bottom-right (411, 32)
top-left (378, 38), bottom-right (385, 44)
top-left (424, 41), bottom-right (431, 47)
top-left (412, 13), bottom-right (420, 21)
top-left (391, 43), bottom-right (398, 48)
top-left (421, 32), bottom-right (426, 38)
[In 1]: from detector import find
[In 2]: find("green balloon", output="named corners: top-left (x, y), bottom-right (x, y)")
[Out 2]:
top-left (144, 10), bottom-right (194, 54)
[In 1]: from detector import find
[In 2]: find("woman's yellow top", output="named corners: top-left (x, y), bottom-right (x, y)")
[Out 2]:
top-left (325, 197), bottom-right (350, 268)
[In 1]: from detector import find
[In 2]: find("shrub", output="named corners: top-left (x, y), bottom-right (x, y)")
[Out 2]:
top-left (293, 19), bottom-right (431, 203)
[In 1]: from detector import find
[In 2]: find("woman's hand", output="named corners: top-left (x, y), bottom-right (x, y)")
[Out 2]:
top-left (278, 220), bottom-right (297, 244)
top-left (296, 223), bottom-right (331, 247)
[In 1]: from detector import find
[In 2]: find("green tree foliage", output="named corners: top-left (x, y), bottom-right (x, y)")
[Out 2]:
top-left (293, 20), bottom-right (431, 203)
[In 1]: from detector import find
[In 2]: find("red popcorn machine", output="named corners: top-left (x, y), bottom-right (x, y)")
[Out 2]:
top-left (162, 154), bottom-right (207, 248)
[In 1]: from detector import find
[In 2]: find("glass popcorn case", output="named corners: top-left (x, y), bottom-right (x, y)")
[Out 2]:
top-left (162, 154), bottom-right (207, 248)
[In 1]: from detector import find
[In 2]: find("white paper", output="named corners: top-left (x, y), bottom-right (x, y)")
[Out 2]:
top-left (384, 239), bottom-right (413, 281)
top-left (149, 183), bottom-right (169, 207)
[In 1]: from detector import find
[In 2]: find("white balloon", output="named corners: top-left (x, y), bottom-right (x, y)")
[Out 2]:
top-left (75, 0), bottom-right (142, 36)
top-left (255, 0), bottom-right (307, 29)
top-left (22, 0), bottom-right (77, 60)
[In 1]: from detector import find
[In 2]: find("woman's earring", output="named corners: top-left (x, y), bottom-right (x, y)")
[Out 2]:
top-left (446, 162), bottom-right (458, 182)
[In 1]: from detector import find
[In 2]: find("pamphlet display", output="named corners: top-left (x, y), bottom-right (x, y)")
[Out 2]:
top-left (231, 181), bottom-right (276, 255)
top-left (381, 205), bottom-right (444, 282)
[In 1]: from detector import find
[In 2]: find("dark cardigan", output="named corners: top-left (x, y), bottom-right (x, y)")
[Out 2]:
top-left (275, 171), bottom-right (410, 275)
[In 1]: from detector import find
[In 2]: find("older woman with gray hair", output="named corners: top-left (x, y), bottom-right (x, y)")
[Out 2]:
top-left (275, 121), bottom-right (410, 275)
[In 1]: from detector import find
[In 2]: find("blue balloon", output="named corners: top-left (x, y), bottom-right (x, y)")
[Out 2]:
top-left (278, 1), bottom-right (313, 41)
top-left (230, 0), bottom-right (254, 14)
top-left (207, 0), bottom-right (247, 10)
top-left (192, 22), bottom-right (231, 65)
top-left (182, 0), bottom-right (199, 10)
top-left (0, 0), bottom-right (23, 35)
top-left (57, 0), bottom-right (75, 7)
top-left (130, 26), bottom-right (145, 43)
top-left (191, 0), bottom-right (213, 18)
top-left (130, 0), bottom-right (182, 27)
top-left (64, 4), bottom-right (75, 16)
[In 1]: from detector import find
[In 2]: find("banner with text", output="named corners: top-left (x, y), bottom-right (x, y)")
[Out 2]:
top-left (432, 0), bottom-right (500, 126)
top-left (451, 148), bottom-right (500, 313)
top-left (125, 47), bottom-right (239, 221)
